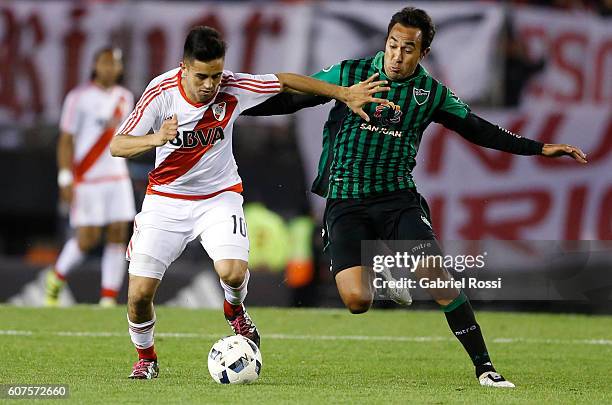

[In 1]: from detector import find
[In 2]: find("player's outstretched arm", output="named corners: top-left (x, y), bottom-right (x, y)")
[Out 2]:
top-left (242, 94), bottom-right (331, 117)
top-left (275, 72), bottom-right (389, 122)
top-left (433, 110), bottom-right (587, 163)
top-left (111, 114), bottom-right (179, 159)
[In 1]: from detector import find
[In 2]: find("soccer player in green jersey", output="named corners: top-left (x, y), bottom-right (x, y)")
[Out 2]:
top-left (244, 7), bottom-right (587, 388)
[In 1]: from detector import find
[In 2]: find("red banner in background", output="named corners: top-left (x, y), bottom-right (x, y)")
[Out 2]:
top-left (0, 1), bottom-right (310, 124)
top-left (414, 105), bottom-right (612, 240)
top-left (514, 7), bottom-right (612, 106)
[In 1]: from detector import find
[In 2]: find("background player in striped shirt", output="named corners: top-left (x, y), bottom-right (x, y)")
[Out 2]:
top-left (242, 7), bottom-right (588, 388)
top-left (110, 26), bottom-right (389, 379)
top-left (46, 47), bottom-right (135, 307)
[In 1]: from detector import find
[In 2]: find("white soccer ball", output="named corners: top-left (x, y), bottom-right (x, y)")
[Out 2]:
top-left (207, 335), bottom-right (262, 384)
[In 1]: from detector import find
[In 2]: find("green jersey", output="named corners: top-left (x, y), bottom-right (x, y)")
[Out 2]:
top-left (311, 51), bottom-right (470, 199)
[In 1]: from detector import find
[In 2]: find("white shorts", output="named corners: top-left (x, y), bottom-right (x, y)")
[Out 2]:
top-left (126, 191), bottom-right (249, 279)
top-left (70, 178), bottom-right (136, 227)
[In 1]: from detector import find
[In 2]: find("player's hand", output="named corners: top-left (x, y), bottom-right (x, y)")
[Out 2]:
top-left (345, 73), bottom-right (390, 122)
top-left (541, 143), bottom-right (587, 164)
top-left (151, 114), bottom-right (179, 146)
top-left (59, 185), bottom-right (73, 204)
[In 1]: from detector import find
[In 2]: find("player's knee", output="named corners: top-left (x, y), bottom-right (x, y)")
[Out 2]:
top-left (106, 222), bottom-right (129, 244)
top-left (128, 285), bottom-right (154, 313)
top-left (77, 236), bottom-right (97, 251)
top-left (77, 229), bottom-right (101, 251)
top-left (215, 259), bottom-right (248, 287)
top-left (346, 300), bottom-right (371, 314)
top-left (343, 293), bottom-right (372, 314)
top-left (128, 295), bottom-right (153, 316)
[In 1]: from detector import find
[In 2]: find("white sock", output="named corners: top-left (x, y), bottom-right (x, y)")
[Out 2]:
top-left (101, 243), bottom-right (127, 298)
top-left (55, 238), bottom-right (85, 278)
top-left (220, 269), bottom-right (250, 305)
top-left (127, 313), bottom-right (156, 349)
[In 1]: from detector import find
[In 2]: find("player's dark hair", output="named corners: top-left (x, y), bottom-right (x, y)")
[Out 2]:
top-left (183, 26), bottom-right (226, 63)
top-left (387, 7), bottom-right (436, 51)
top-left (90, 47), bottom-right (123, 84)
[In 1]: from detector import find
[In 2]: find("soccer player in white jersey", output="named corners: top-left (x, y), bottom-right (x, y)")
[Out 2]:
top-left (46, 47), bottom-right (136, 307)
top-left (110, 26), bottom-right (390, 379)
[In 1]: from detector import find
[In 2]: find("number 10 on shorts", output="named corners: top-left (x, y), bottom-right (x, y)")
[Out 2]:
top-left (232, 215), bottom-right (247, 237)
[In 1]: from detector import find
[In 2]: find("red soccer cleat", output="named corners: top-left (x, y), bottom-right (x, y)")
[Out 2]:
top-left (128, 359), bottom-right (159, 380)
top-left (224, 300), bottom-right (260, 348)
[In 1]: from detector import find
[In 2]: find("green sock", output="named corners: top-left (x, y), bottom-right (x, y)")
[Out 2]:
top-left (442, 292), bottom-right (494, 377)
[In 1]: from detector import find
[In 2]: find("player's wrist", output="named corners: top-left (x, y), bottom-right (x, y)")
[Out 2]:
top-left (57, 168), bottom-right (73, 187)
top-left (148, 133), bottom-right (163, 147)
top-left (339, 86), bottom-right (350, 104)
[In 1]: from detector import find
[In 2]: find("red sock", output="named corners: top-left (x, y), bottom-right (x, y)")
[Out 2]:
top-left (101, 288), bottom-right (118, 298)
top-left (136, 345), bottom-right (157, 361)
top-left (54, 270), bottom-right (66, 282)
top-left (223, 300), bottom-right (243, 318)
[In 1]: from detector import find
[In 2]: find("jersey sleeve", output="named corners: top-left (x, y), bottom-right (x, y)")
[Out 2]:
top-left (59, 90), bottom-right (81, 135)
top-left (311, 63), bottom-right (342, 85)
top-left (116, 80), bottom-right (164, 136)
top-left (437, 86), bottom-right (470, 119)
top-left (228, 72), bottom-right (282, 112)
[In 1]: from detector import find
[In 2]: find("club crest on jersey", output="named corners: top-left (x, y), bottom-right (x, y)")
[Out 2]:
top-left (373, 101), bottom-right (402, 125)
top-left (212, 102), bottom-right (226, 122)
top-left (413, 88), bottom-right (430, 105)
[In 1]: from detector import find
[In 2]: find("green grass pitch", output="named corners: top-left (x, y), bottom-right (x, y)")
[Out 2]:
top-left (0, 306), bottom-right (611, 404)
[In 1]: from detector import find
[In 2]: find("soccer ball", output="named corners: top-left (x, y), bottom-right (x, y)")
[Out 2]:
top-left (207, 335), bottom-right (262, 384)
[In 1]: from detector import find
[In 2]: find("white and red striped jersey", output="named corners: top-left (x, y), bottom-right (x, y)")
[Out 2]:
top-left (116, 67), bottom-right (281, 199)
top-left (60, 83), bottom-right (134, 183)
